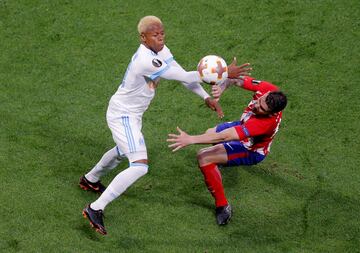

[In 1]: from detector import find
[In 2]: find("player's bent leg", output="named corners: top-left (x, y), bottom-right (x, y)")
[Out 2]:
top-left (80, 146), bottom-right (124, 193)
top-left (198, 141), bottom-right (264, 225)
top-left (83, 157), bottom-right (148, 235)
top-left (90, 159), bottom-right (148, 211)
top-left (196, 145), bottom-right (232, 225)
top-left (83, 115), bottom-right (149, 234)
top-left (87, 117), bottom-right (148, 211)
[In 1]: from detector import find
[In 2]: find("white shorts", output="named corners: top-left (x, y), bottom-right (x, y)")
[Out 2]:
top-left (106, 113), bottom-right (147, 162)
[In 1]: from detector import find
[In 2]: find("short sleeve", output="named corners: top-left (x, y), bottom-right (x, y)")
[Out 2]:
top-left (242, 76), bottom-right (279, 93)
top-left (139, 57), bottom-right (170, 81)
top-left (158, 45), bottom-right (174, 65)
top-left (234, 117), bottom-right (275, 140)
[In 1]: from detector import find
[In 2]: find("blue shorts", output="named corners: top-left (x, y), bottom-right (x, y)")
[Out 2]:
top-left (216, 121), bottom-right (265, 167)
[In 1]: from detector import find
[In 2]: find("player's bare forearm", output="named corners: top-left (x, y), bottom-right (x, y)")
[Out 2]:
top-left (167, 127), bottom-right (238, 152)
top-left (212, 80), bottom-right (233, 99)
top-left (215, 75), bottom-right (247, 99)
top-left (192, 127), bottom-right (239, 144)
top-left (228, 78), bottom-right (245, 88)
top-left (191, 132), bottom-right (228, 144)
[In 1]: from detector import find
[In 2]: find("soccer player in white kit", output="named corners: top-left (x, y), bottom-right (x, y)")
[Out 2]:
top-left (80, 15), bottom-right (251, 235)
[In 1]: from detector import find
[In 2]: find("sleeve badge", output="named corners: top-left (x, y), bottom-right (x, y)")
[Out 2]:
top-left (152, 58), bottom-right (162, 67)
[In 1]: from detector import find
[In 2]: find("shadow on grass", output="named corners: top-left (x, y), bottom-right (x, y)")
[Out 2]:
top-left (189, 198), bottom-right (213, 211)
top-left (241, 166), bottom-right (360, 242)
top-left (186, 164), bottom-right (360, 249)
top-left (76, 223), bottom-right (102, 242)
top-left (115, 236), bottom-right (145, 251)
top-left (0, 239), bottom-right (21, 252)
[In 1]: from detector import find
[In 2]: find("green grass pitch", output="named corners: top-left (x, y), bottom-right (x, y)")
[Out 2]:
top-left (1, 0), bottom-right (359, 252)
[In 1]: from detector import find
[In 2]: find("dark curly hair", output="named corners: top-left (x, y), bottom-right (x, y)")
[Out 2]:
top-left (266, 91), bottom-right (287, 113)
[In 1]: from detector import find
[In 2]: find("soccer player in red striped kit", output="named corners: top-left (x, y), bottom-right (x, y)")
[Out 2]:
top-left (167, 75), bottom-right (287, 225)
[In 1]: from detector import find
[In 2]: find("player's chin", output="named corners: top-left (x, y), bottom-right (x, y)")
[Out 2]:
top-left (157, 44), bottom-right (164, 51)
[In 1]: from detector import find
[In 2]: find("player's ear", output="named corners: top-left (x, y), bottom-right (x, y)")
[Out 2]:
top-left (140, 33), bottom-right (146, 42)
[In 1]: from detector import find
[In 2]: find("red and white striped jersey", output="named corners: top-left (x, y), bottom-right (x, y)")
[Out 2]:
top-left (234, 76), bottom-right (283, 155)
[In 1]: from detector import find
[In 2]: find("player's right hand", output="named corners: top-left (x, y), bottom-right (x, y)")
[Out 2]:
top-left (205, 97), bottom-right (224, 119)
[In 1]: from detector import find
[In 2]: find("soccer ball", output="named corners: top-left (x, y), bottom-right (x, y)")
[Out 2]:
top-left (197, 55), bottom-right (228, 85)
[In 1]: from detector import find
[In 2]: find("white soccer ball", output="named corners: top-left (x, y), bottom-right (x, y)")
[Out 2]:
top-left (197, 55), bottom-right (228, 85)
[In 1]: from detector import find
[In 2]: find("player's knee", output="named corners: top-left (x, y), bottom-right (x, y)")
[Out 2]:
top-left (197, 148), bottom-right (211, 165)
top-left (196, 149), bottom-right (204, 161)
top-left (130, 162), bottom-right (149, 176)
top-left (138, 165), bottom-right (148, 176)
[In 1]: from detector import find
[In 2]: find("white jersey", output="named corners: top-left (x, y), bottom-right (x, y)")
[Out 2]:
top-left (107, 44), bottom-right (208, 118)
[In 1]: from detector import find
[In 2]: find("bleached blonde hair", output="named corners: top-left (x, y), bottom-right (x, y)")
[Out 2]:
top-left (137, 16), bottom-right (162, 34)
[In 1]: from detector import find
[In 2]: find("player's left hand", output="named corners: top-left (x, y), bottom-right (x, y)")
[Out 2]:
top-left (205, 97), bottom-right (224, 118)
top-left (167, 127), bottom-right (192, 152)
top-left (227, 57), bottom-right (252, 78)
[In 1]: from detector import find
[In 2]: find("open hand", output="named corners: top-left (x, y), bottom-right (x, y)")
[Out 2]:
top-left (228, 57), bottom-right (252, 78)
top-left (167, 127), bottom-right (192, 152)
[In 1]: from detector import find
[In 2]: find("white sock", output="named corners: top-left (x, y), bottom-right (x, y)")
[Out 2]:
top-left (85, 146), bottom-right (122, 183)
top-left (90, 163), bottom-right (148, 211)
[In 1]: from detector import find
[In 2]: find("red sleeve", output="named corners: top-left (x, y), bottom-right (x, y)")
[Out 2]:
top-left (234, 117), bottom-right (274, 139)
top-left (242, 76), bottom-right (279, 93)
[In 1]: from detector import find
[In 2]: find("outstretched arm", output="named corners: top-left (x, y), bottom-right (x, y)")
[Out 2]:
top-left (161, 62), bottom-right (224, 118)
top-left (160, 65), bottom-right (201, 87)
top-left (167, 127), bottom-right (239, 152)
top-left (211, 77), bottom-right (246, 99)
top-left (211, 58), bottom-right (252, 99)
